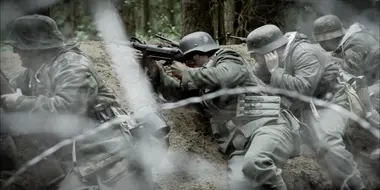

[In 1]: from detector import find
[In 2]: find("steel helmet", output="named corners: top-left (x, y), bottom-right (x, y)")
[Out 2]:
top-left (313, 15), bottom-right (346, 42)
top-left (4, 14), bottom-right (65, 50)
top-left (246, 24), bottom-right (288, 54)
top-left (179, 31), bottom-right (219, 57)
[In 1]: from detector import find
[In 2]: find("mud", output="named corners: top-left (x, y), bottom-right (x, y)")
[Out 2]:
top-left (1, 41), bottom-right (379, 190)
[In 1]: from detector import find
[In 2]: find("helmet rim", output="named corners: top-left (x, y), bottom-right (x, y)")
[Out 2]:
top-left (4, 15), bottom-right (65, 50)
top-left (313, 28), bottom-right (346, 42)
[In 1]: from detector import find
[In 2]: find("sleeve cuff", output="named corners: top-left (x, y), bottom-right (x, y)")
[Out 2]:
top-left (15, 95), bottom-right (26, 105)
top-left (6, 95), bottom-right (27, 111)
top-left (181, 69), bottom-right (197, 91)
top-left (270, 67), bottom-right (284, 83)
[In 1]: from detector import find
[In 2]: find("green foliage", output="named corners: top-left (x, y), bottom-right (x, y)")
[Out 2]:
top-left (135, 0), bottom-right (182, 41)
top-left (155, 13), bottom-right (180, 35)
top-left (74, 16), bottom-right (98, 41)
top-left (49, 0), bottom-right (182, 43)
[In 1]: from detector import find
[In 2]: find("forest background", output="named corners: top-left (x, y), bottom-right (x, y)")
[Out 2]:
top-left (0, 0), bottom-right (379, 46)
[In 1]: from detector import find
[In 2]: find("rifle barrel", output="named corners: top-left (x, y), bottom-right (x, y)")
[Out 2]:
top-left (154, 34), bottom-right (180, 47)
top-left (227, 36), bottom-right (247, 42)
top-left (226, 33), bottom-right (247, 43)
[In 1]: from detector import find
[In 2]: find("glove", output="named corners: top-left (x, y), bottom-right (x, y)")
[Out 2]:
top-left (1, 88), bottom-right (23, 110)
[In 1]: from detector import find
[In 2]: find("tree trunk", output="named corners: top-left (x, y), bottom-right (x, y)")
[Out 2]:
top-left (167, 0), bottom-right (175, 27)
top-left (121, 1), bottom-right (136, 37)
top-left (234, 0), bottom-right (245, 38)
top-left (211, 0), bottom-right (218, 40)
top-left (68, 0), bottom-right (79, 38)
top-left (217, 0), bottom-right (226, 45)
top-left (143, 0), bottom-right (150, 34)
top-left (181, 0), bottom-right (213, 37)
top-left (224, 0), bottom-right (235, 44)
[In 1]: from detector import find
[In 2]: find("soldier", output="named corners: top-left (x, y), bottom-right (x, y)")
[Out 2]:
top-left (1, 15), bottom-right (168, 190)
top-left (313, 15), bottom-right (380, 114)
top-left (313, 14), bottom-right (380, 161)
top-left (148, 31), bottom-right (300, 190)
top-left (246, 24), bottom-right (364, 190)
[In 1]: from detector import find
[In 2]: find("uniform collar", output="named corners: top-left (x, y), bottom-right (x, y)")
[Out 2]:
top-left (281, 32), bottom-right (297, 63)
top-left (338, 23), bottom-right (364, 48)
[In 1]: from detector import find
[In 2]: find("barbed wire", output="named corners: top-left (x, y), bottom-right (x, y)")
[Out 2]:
top-left (3, 85), bottom-right (378, 188)
top-left (2, 116), bottom-right (130, 188)
top-left (161, 86), bottom-right (376, 137)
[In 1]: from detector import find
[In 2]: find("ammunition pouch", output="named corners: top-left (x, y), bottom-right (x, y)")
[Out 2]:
top-left (75, 152), bottom-right (128, 182)
top-left (91, 103), bottom-right (127, 122)
top-left (356, 76), bottom-right (373, 112)
top-left (74, 103), bottom-right (169, 184)
top-left (343, 83), bottom-right (366, 119)
top-left (339, 71), bottom-right (356, 86)
top-left (217, 95), bottom-right (282, 154)
top-left (73, 104), bottom-right (137, 182)
top-left (236, 95), bottom-right (281, 121)
top-left (340, 74), bottom-right (374, 118)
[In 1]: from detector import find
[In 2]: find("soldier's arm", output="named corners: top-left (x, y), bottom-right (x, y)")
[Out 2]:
top-left (152, 64), bottom-right (189, 100)
top-left (12, 54), bottom-right (98, 114)
top-left (344, 34), bottom-right (380, 83)
top-left (181, 57), bottom-right (249, 90)
top-left (158, 66), bottom-right (181, 89)
top-left (343, 39), bottom-right (367, 74)
top-left (252, 62), bottom-right (271, 84)
top-left (270, 47), bottom-right (324, 96)
top-left (9, 69), bottom-right (30, 94)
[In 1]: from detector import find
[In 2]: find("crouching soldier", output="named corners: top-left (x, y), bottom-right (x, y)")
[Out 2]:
top-left (313, 15), bottom-right (380, 114)
top-left (147, 31), bottom-right (300, 189)
top-left (1, 15), bottom-right (169, 190)
top-left (313, 14), bottom-right (380, 161)
top-left (246, 24), bottom-right (364, 190)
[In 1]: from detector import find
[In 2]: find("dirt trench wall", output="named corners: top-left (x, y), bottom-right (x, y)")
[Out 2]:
top-left (1, 41), bottom-right (379, 190)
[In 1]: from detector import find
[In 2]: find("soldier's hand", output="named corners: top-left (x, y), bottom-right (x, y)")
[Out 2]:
top-left (264, 51), bottom-right (279, 73)
top-left (1, 88), bottom-right (23, 109)
top-left (171, 61), bottom-right (188, 79)
top-left (141, 56), bottom-right (162, 85)
top-left (133, 50), bottom-right (144, 60)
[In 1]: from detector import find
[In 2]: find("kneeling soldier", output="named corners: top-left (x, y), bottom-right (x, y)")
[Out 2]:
top-left (149, 31), bottom-right (300, 190)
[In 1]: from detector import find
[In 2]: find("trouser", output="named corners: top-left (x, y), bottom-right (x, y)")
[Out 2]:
top-left (227, 120), bottom-right (296, 190)
top-left (58, 158), bottom-right (154, 190)
top-left (367, 108), bottom-right (380, 128)
top-left (369, 82), bottom-right (380, 114)
top-left (301, 108), bottom-right (364, 190)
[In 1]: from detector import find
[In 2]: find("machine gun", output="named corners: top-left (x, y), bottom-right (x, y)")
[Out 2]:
top-left (129, 37), bottom-right (184, 65)
top-left (226, 32), bottom-right (247, 43)
top-left (154, 34), bottom-right (180, 47)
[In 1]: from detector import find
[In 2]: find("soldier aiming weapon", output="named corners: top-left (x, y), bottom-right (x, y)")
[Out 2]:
top-left (125, 37), bottom-right (184, 67)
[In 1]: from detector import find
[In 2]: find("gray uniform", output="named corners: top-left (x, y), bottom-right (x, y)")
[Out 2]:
top-left (333, 23), bottom-right (380, 113)
top-left (156, 48), bottom-right (300, 189)
top-left (3, 14), bottom-right (168, 190)
top-left (253, 31), bottom-right (363, 189)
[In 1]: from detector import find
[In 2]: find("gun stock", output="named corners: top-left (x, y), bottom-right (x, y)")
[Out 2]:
top-left (339, 71), bottom-right (356, 85)
top-left (127, 37), bottom-right (184, 65)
